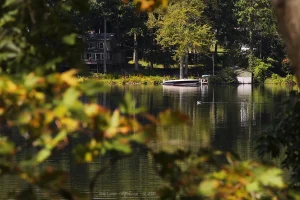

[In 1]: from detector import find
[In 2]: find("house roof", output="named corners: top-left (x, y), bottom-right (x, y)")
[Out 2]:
top-left (235, 68), bottom-right (252, 77)
top-left (85, 32), bottom-right (115, 41)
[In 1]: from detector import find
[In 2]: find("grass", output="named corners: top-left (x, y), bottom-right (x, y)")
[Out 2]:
top-left (78, 73), bottom-right (178, 85)
top-left (128, 60), bottom-right (169, 69)
top-left (78, 58), bottom-right (215, 85)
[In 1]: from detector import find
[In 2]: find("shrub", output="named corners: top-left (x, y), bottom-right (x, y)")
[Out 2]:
top-left (251, 57), bottom-right (273, 83)
top-left (265, 74), bottom-right (297, 85)
top-left (209, 68), bottom-right (238, 84)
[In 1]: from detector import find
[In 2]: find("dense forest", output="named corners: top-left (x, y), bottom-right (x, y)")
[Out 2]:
top-left (78, 0), bottom-right (289, 83)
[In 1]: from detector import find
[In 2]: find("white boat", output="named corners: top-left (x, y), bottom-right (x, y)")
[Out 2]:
top-left (162, 79), bottom-right (208, 86)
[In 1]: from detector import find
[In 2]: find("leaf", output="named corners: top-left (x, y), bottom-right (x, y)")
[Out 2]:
top-left (34, 149), bottom-right (51, 164)
top-left (258, 168), bottom-right (284, 188)
top-left (62, 33), bottom-right (77, 45)
top-left (54, 105), bottom-right (68, 117)
top-left (62, 87), bottom-right (80, 107)
top-left (246, 181), bottom-right (260, 192)
top-left (0, 137), bottom-right (15, 155)
top-left (60, 69), bottom-right (78, 86)
top-left (130, 132), bottom-right (149, 143)
top-left (110, 109), bottom-right (120, 128)
top-left (17, 111), bottom-right (32, 124)
top-left (52, 130), bottom-right (68, 146)
top-left (3, 0), bottom-right (21, 8)
top-left (119, 92), bottom-right (136, 114)
top-left (198, 180), bottom-right (219, 196)
top-left (84, 152), bottom-right (93, 162)
top-left (79, 80), bottom-right (107, 96)
top-left (85, 104), bottom-right (101, 117)
top-left (104, 140), bottom-right (132, 154)
top-left (24, 73), bottom-right (42, 88)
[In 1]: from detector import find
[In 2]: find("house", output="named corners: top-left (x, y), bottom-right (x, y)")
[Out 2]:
top-left (235, 68), bottom-right (253, 84)
top-left (81, 31), bottom-right (125, 72)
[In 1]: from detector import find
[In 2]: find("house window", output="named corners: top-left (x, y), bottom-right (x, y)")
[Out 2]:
top-left (89, 42), bottom-right (95, 49)
top-left (97, 42), bottom-right (104, 49)
top-left (95, 53), bottom-right (104, 60)
top-left (86, 53), bottom-right (92, 59)
top-left (107, 53), bottom-right (111, 60)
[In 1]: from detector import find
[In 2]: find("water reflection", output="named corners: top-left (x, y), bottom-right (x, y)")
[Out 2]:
top-left (0, 85), bottom-right (295, 199)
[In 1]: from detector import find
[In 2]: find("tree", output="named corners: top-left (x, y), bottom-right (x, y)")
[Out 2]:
top-left (204, 0), bottom-right (237, 72)
top-left (234, 0), bottom-right (279, 68)
top-left (0, 0), bottom-right (183, 199)
top-left (2, 0), bottom-right (300, 199)
top-left (273, 0), bottom-right (300, 87)
top-left (255, 0), bottom-right (300, 186)
top-left (148, 0), bottom-right (213, 79)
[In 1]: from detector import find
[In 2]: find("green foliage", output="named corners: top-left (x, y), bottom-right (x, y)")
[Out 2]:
top-left (257, 92), bottom-right (300, 186)
top-left (250, 57), bottom-right (272, 83)
top-left (265, 74), bottom-right (297, 85)
top-left (233, 0), bottom-right (286, 73)
top-left (209, 68), bottom-right (238, 84)
top-left (281, 57), bottom-right (293, 75)
top-left (148, 0), bottom-right (213, 60)
top-left (152, 148), bottom-right (290, 199)
top-left (234, 0), bottom-right (277, 37)
top-left (0, 0), bottom-right (87, 74)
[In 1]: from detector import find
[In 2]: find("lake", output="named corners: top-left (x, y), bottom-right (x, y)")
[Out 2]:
top-left (0, 84), bottom-right (296, 199)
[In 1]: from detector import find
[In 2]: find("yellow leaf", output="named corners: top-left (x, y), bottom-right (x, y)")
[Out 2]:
top-left (198, 180), bottom-right (219, 196)
top-left (54, 105), bottom-right (68, 117)
top-left (90, 139), bottom-right (97, 148)
top-left (60, 118), bottom-right (79, 132)
top-left (19, 173), bottom-right (34, 184)
top-left (45, 111), bottom-right (54, 124)
top-left (85, 104), bottom-right (105, 117)
top-left (60, 69), bottom-right (78, 86)
top-left (6, 80), bottom-right (17, 92)
top-left (85, 152), bottom-right (93, 162)
top-left (35, 92), bottom-right (45, 101)
top-left (110, 109), bottom-right (120, 128)
top-left (0, 108), bottom-right (5, 115)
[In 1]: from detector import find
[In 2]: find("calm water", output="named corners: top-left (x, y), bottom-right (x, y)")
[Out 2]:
top-left (0, 84), bottom-right (296, 199)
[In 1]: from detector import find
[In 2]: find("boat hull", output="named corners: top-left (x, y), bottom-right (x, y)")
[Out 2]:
top-left (162, 79), bottom-right (207, 86)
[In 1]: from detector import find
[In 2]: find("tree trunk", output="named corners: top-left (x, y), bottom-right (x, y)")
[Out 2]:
top-left (103, 18), bottom-right (107, 73)
top-left (164, 48), bottom-right (170, 68)
top-left (133, 32), bottom-right (138, 71)
top-left (212, 54), bottom-right (215, 76)
top-left (180, 56), bottom-right (184, 79)
top-left (150, 37), bottom-right (154, 70)
top-left (184, 53), bottom-right (188, 78)
top-left (248, 29), bottom-right (254, 69)
top-left (273, 0), bottom-right (300, 86)
top-left (214, 41), bottom-right (218, 75)
top-left (214, 27), bottom-right (219, 72)
top-left (260, 38), bottom-right (262, 59)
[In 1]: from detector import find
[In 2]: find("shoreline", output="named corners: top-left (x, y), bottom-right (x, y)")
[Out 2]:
top-left (78, 73), bottom-right (297, 86)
